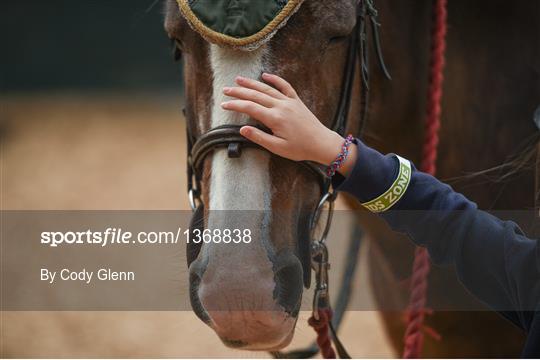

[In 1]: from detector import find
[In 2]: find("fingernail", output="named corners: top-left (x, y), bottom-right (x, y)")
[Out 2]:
top-left (235, 76), bottom-right (244, 81)
top-left (221, 101), bottom-right (229, 108)
top-left (262, 72), bottom-right (271, 77)
top-left (223, 87), bottom-right (231, 93)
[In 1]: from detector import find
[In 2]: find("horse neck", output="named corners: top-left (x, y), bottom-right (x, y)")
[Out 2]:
top-left (357, 0), bottom-right (538, 210)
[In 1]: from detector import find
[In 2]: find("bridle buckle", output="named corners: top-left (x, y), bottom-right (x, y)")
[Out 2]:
top-left (311, 240), bottom-right (330, 320)
top-left (188, 188), bottom-right (201, 211)
top-left (309, 189), bottom-right (336, 320)
top-left (310, 190), bottom-right (337, 244)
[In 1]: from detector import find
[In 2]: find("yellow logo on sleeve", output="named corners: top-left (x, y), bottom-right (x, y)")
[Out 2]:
top-left (361, 155), bottom-right (412, 213)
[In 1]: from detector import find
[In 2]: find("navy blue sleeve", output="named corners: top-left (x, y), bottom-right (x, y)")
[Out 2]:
top-left (333, 139), bottom-right (540, 334)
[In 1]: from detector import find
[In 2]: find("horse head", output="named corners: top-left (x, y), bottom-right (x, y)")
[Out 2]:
top-left (165, 0), bottom-right (362, 350)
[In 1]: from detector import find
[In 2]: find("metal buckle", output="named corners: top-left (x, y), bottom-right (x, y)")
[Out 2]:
top-left (311, 240), bottom-right (330, 320)
top-left (187, 153), bottom-right (202, 211)
top-left (310, 190), bottom-right (337, 244)
top-left (309, 190), bottom-right (337, 320)
top-left (188, 188), bottom-right (201, 211)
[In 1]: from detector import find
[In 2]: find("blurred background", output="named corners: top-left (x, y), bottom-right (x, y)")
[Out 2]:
top-left (1, 0), bottom-right (393, 357)
top-left (3, 0), bottom-right (181, 92)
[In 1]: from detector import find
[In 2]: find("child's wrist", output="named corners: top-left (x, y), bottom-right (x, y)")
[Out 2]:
top-left (336, 142), bottom-right (357, 177)
top-left (314, 130), bottom-right (345, 166)
top-left (312, 129), bottom-right (358, 177)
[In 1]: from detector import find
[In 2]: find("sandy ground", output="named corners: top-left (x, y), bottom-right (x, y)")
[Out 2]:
top-left (0, 94), bottom-right (394, 358)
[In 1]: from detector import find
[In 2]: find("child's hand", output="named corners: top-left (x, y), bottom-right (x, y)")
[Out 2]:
top-left (221, 73), bottom-right (357, 174)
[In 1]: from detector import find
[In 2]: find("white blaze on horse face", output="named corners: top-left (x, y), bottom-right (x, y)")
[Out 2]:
top-left (206, 47), bottom-right (275, 265)
top-left (200, 46), bottom-right (294, 344)
top-left (208, 45), bottom-right (271, 212)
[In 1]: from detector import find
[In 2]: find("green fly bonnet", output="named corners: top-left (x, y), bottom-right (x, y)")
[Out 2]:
top-left (176, 0), bottom-right (305, 50)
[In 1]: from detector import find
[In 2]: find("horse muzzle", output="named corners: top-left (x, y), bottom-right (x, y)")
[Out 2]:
top-left (188, 248), bottom-right (304, 350)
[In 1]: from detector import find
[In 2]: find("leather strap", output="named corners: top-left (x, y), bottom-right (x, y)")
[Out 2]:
top-left (190, 124), bottom-right (329, 191)
top-left (187, 204), bottom-right (205, 266)
top-left (534, 106), bottom-right (540, 217)
top-left (191, 124), bottom-right (265, 172)
top-left (534, 141), bottom-right (540, 218)
top-left (329, 321), bottom-right (351, 358)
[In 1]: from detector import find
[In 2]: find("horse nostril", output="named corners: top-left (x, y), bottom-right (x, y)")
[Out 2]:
top-left (189, 259), bottom-right (211, 323)
top-left (221, 338), bottom-right (248, 348)
top-left (274, 258), bottom-right (303, 316)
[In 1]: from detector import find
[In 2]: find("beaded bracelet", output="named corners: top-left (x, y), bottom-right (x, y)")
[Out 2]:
top-left (326, 134), bottom-right (354, 177)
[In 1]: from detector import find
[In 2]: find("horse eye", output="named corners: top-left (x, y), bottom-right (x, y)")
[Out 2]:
top-left (329, 35), bottom-right (349, 44)
top-left (170, 39), bottom-right (183, 62)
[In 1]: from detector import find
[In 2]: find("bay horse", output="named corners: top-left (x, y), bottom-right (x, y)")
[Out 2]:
top-left (164, 0), bottom-right (539, 356)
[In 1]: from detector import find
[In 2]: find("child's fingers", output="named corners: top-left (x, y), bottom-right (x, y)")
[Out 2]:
top-left (223, 86), bottom-right (276, 108)
top-left (261, 73), bottom-right (297, 98)
top-left (235, 76), bottom-right (287, 100)
top-left (239, 126), bottom-right (285, 154)
top-left (221, 100), bottom-right (276, 126)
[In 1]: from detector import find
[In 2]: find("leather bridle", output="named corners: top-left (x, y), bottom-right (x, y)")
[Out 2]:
top-left (183, 0), bottom-right (389, 357)
top-left (186, 17), bottom-right (358, 214)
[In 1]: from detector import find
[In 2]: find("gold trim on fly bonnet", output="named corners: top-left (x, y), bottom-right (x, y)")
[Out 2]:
top-left (176, 0), bottom-right (305, 50)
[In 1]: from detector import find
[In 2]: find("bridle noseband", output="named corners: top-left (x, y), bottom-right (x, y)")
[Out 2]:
top-left (187, 124), bottom-right (329, 211)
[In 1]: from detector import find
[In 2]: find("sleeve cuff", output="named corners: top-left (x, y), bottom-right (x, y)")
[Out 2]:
top-left (332, 139), bottom-right (401, 204)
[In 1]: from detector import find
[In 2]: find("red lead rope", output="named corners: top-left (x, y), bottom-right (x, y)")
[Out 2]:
top-left (403, 0), bottom-right (448, 358)
top-left (309, 309), bottom-right (337, 359)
